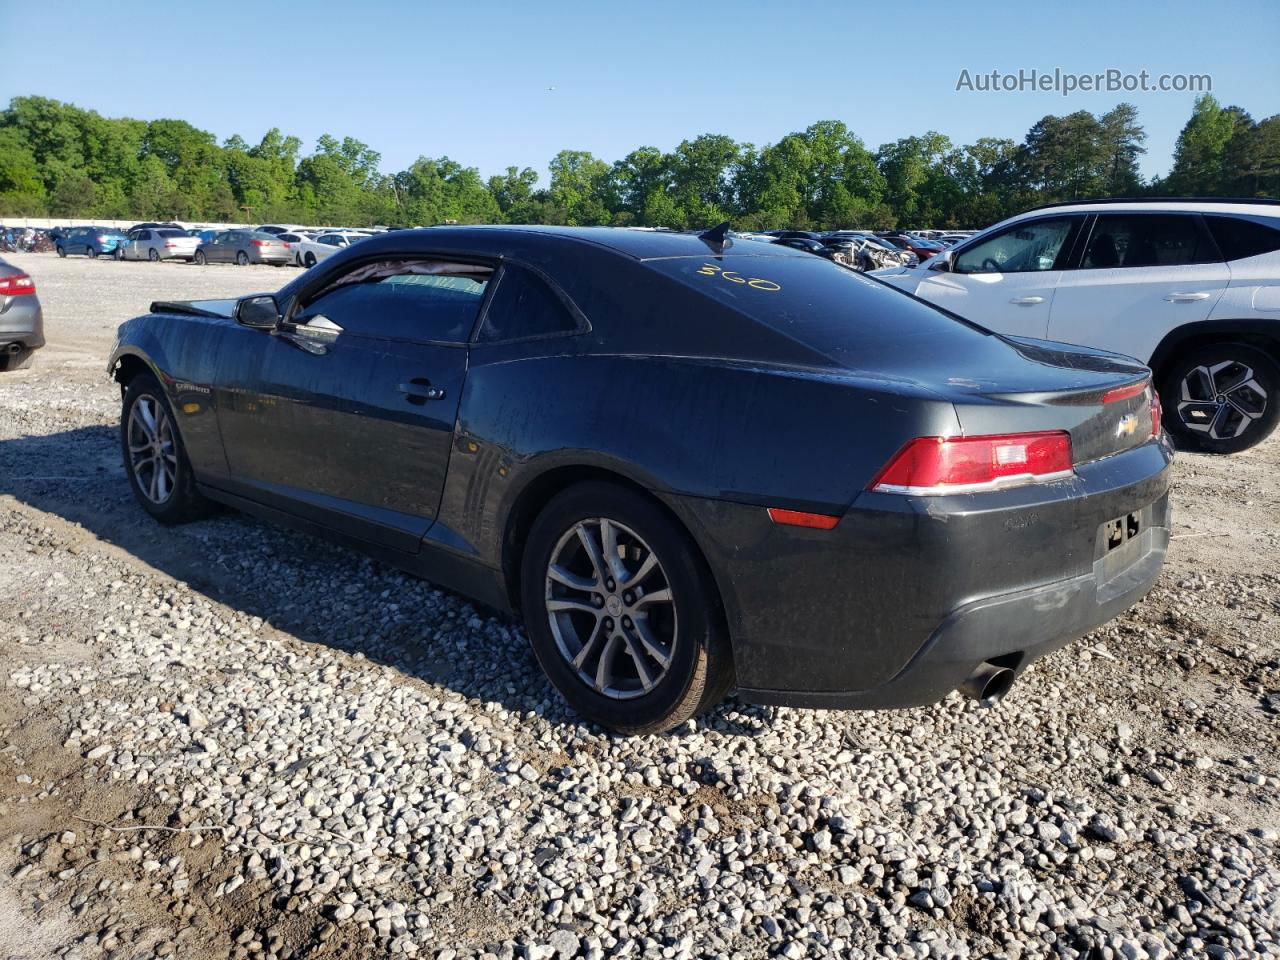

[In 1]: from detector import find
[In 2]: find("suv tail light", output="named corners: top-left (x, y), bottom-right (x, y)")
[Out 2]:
top-left (870, 432), bottom-right (1073, 496)
top-left (1149, 386), bottom-right (1162, 437)
top-left (0, 273), bottom-right (36, 296)
top-left (96, 235), bottom-right (108, 243)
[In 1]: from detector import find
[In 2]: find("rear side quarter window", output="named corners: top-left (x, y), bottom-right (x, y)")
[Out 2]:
top-left (476, 265), bottom-right (581, 343)
top-left (1205, 215), bottom-right (1280, 261)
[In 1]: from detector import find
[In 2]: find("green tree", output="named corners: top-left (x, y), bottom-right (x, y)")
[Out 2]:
top-left (548, 150), bottom-right (611, 225)
top-left (1098, 103), bottom-right (1146, 195)
top-left (1167, 94), bottom-right (1237, 194)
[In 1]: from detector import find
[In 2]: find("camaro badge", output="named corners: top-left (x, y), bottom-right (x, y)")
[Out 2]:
top-left (1116, 414), bottom-right (1139, 437)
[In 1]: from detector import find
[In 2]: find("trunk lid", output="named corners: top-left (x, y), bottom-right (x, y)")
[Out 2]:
top-left (941, 338), bottom-right (1156, 465)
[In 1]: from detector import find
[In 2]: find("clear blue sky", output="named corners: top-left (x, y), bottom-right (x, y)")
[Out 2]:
top-left (3, 0), bottom-right (1277, 184)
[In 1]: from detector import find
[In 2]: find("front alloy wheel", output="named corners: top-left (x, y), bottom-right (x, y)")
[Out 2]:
top-left (120, 374), bottom-right (211, 523)
top-left (127, 394), bottom-right (177, 504)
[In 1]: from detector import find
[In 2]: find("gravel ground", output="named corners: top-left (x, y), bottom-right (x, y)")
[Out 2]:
top-left (1, 252), bottom-right (1278, 960)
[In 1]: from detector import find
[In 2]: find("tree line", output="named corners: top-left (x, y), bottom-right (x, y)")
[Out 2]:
top-left (0, 94), bottom-right (1274, 230)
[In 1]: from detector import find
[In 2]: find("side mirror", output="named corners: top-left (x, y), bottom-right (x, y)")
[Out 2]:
top-left (235, 294), bottom-right (281, 329)
top-left (928, 250), bottom-right (954, 272)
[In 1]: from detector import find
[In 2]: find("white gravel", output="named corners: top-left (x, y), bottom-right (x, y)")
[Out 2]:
top-left (1, 253), bottom-right (1278, 960)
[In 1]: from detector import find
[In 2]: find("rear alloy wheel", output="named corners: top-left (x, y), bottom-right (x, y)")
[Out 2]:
top-left (194, 250), bottom-right (206, 265)
top-left (1160, 343), bottom-right (1279, 454)
top-left (148, 248), bottom-right (160, 262)
top-left (121, 374), bottom-right (211, 523)
top-left (521, 482), bottom-right (733, 734)
top-left (236, 251), bottom-right (249, 266)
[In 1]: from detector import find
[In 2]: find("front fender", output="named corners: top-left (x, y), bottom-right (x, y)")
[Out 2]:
top-left (109, 313), bottom-right (230, 480)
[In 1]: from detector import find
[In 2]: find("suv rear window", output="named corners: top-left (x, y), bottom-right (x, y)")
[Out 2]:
top-left (1205, 215), bottom-right (1280, 261)
top-left (157, 229), bottom-right (185, 238)
top-left (1082, 214), bottom-right (1214, 268)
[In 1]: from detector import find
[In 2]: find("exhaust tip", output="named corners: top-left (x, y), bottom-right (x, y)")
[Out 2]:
top-left (960, 663), bottom-right (1016, 707)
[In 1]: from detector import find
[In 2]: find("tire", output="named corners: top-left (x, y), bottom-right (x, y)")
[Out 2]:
top-left (113, 247), bottom-right (124, 261)
top-left (88, 247), bottom-right (98, 259)
top-left (304, 252), bottom-right (316, 268)
top-left (148, 248), bottom-right (160, 262)
top-left (56, 245), bottom-right (66, 258)
top-left (0, 346), bottom-right (34, 372)
top-left (194, 250), bottom-right (206, 266)
top-left (120, 373), bottom-right (212, 524)
top-left (1159, 342), bottom-right (1280, 454)
top-left (520, 482), bottom-right (734, 735)
top-left (236, 251), bottom-right (249, 266)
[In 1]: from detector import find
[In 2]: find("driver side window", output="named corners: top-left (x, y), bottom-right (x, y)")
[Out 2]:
top-left (954, 217), bottom-right (1075, 274)
top-left (296, 260), bottom-right (494, 343)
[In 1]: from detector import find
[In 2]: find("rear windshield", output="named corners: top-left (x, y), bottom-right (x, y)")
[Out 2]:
top-left (646, 253), bottom-right (988, 366)
top-left (157, 229), bottom-right (185, 238)
top-left (249, 231), bottom-right (281, 240)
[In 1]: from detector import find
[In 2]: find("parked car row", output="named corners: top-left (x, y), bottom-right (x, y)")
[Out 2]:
top-left (41, 222), bottom-right (381, 269)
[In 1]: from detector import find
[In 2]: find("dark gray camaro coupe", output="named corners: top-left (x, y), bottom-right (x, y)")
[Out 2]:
top-left (109, 225), bottom-right (1173, 733)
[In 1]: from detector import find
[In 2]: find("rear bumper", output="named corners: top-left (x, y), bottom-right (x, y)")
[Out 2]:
top-left (739, 510), bottom-right (1168, 708)
top-left (663, 437), bottom-right (1174, 710)
top-left (0, 298), bottom-right (44, 349)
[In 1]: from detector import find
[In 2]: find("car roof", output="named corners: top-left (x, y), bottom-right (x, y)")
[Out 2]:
top-left (1020, 198), bottom-right (1280, 218)
top-left (376, 224), bottom-right (805, 261)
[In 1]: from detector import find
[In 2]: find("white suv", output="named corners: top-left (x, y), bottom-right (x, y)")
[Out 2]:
top-left (874, 199), bottom-right (1280, 453)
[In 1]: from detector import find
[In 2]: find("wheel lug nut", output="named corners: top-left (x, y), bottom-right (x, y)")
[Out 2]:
top-left (593, 595), bottom-right (604, 607)
top-left (623, 616), bottom-right (632, 628)
top-left (606, 580), bottom-right (615, 591)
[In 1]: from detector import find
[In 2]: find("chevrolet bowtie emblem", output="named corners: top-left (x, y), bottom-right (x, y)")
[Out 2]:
top-left (1116, 413), bottom-right (1139, 437)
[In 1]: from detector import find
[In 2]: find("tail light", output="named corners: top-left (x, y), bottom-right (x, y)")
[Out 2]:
top-left (1102, 379), bottom-right (1148, 404)
top-left (0, 273), bottom-right (36, 296)
top-left (164, 242), bottom-right (177, 248)
top-left (870, 432), bottom-right (1073, 496)
top-left (1149, 386), bottom-right (1162, 437)
top-left (96, 235), bottom-right (108, 243)
top-left (251, 240), bottom-right (265, 247)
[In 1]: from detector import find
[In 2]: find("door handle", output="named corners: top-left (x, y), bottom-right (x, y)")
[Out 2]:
top-left (398, 378), bottom-right (445, 404)
top-left (1165, 292), bottom-right (1211, 302)
top-left (1009, 296), bottom-right (1045, 305)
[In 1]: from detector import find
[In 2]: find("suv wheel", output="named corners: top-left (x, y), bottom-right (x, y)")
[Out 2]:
top-left (1160, 343), bottom-right (1279, 453)
top-left (120, 374), bottom-right (212, 523)
top-left (56, 245), bottom-right (66, 258)
top-left (520, 482), bottom-right (734, 735)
